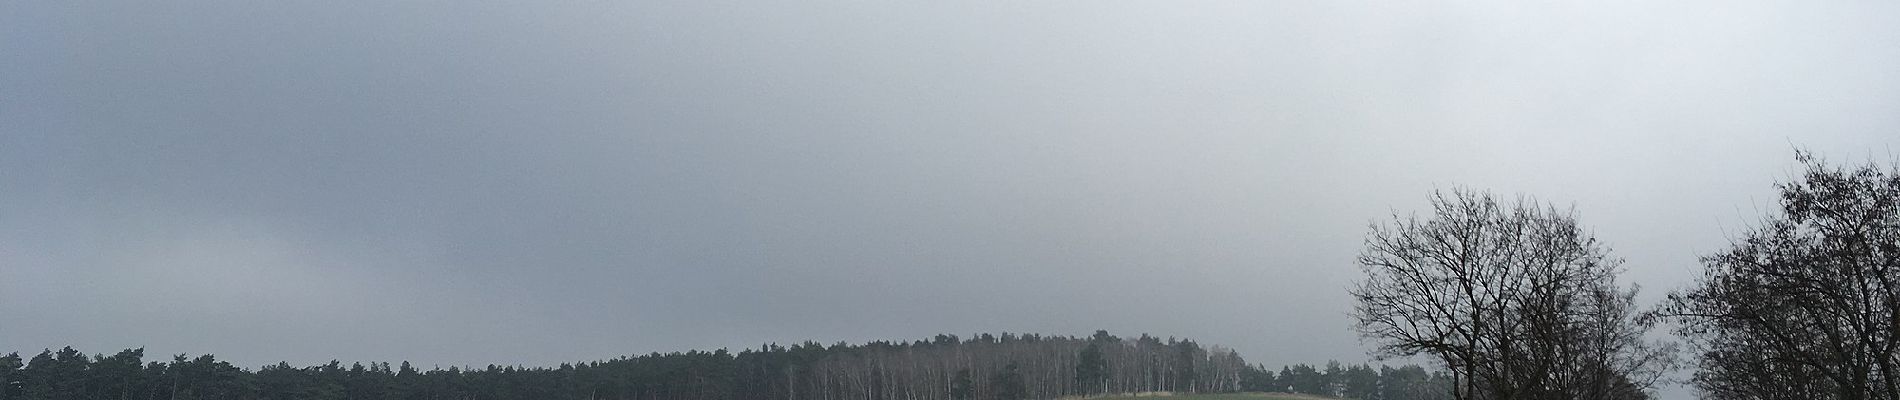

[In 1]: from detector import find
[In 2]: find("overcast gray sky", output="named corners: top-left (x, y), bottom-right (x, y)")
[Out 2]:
top-left (3, 2), bottom-right (1897, 398)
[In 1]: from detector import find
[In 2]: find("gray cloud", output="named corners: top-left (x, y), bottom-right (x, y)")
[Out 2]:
top-left (5, 2), bottom-right (1898, 398)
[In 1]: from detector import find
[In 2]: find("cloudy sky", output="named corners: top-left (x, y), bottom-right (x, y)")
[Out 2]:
top-left (3, 1), bottom-right (1897, 396)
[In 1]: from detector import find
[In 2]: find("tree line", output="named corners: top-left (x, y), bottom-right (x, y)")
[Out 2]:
top-left (1240, 361), bottom-right (1453, 400)
top-left (0, 331), bottom-right (1454, 400)
top-left (731, 330), bottom-right (1252, 400)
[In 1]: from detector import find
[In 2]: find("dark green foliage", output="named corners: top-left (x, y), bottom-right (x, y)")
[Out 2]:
top-left (1172, 339), bottom-right (1202, 393)
top-left (1339, 364), bottom-right (1379, 400)
top-left (1238, 364), bottom-right (1275, 393)
top-left (1247, 361), bottom-right (1449, 400)
top-left (1321, 361), bottom-right (1344, 396)
top-left (1074, 342), bottom-right (1107, 394)
top-left (1282, 364), bottom-right (1326, 395)
top-left (0, 352), bottom-right (19, 400)
top-left (19, 349), bottom-right (56, 399)
top-left (950, 369), bottom-right (974, 400)
top-left (1379, 365), bottom-right (1441, 400)
top-left (987, 362), bottom-right (1025, 400)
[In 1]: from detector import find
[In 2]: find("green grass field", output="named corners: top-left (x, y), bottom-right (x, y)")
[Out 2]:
top-left (1087, 393), bottom-right (1340, 400)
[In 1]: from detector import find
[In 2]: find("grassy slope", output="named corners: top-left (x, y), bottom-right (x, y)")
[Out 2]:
top-left (1087, 393), bottom-right (1342, 400)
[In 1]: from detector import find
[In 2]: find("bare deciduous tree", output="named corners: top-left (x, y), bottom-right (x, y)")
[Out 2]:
top-left (1656, 153), bottom-right (1900, 400)
top-left (1351, 188), bottom-right (1673, 400)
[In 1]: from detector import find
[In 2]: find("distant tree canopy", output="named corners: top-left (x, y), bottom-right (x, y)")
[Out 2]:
top-left (1350, 188), bottom-right (1673, 400)
top-left (1658, 153), bottom-right (1900, 400)
top-left (1231, 360), bottom-right (1451, 400)
top-left (3, 331), bottom-right (1456, 400)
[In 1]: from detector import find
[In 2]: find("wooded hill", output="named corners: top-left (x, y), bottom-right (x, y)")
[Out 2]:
top-left (0, 331), bottom-right (1446, 400)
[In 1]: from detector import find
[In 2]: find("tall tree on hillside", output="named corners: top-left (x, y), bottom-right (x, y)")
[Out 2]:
top-left (1657, 153), bottom-right (1900, 400)
top-left (1350, 188), bottom-right (1673, 400)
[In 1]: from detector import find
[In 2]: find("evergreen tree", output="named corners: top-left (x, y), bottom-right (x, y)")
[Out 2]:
top-left (20, 350), bottom-right (55, 400)
top-left (1277, 366), bottom-right (1295, 392)
top-left (1285, 364), bottom-right (1326, 395)
top-left (1321, 360), bottom-right (1344, 397)
top-left (1380, 365), bottom-right (1431, 400)
top-left (1341, 364), bottom-right (1379, 399)
top-left (1073, 342), bottom-right (1106, 394)
top-left (988, 362), bottom-right (1025, 400)
top-left (950, 369), bottom-right (974, 400)
top-left (1239, 364), bottom-right (1275, 393)
top-left (0, 353), bottom-right (20, 400)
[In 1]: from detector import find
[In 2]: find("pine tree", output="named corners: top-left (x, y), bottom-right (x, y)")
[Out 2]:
top-left (950, 369), bottom-right (974, 400)
top-left (0, 353), bottom-right (20, 400)
top-left (988, 362), bottom-right (1025, 400)
top-left (1073, 343), bottom-right (1107, 394)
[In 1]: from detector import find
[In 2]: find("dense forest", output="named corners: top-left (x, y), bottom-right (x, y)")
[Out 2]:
top-left (0, 331), bottom-right (1448, 400)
